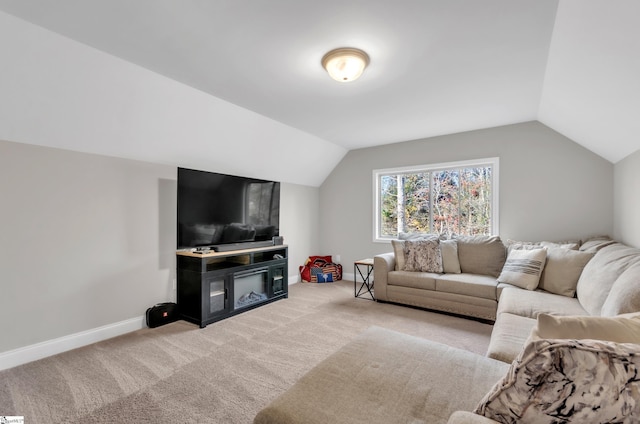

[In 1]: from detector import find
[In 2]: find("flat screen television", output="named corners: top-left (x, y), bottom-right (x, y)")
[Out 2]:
top-left (177, 167), bottom-right (280, 251)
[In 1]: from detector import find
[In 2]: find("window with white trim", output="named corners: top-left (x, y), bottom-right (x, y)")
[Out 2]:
top-left (373, 158), bottom-right (499, 241)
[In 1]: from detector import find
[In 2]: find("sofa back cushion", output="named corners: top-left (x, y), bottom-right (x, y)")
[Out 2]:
top-left (538, 248), bottom-right (594, 297)
top-left (601, 262), bottom-right (640, 316)
top-left (576, 242), bottom-right (640, 315)
top-left (456, 235), bottom-right (506, 278)
top-left (579, 235), bottom-right (616, 252)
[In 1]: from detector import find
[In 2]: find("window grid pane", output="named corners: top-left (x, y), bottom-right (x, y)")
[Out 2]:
top-left (379, 174), bottom-right (398, 237)
top-left (376, 162), bottom-right (494, 239)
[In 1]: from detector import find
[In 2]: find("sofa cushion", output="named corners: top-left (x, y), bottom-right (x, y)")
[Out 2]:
top-left (436, 274), bottom-right (498, 300)
top-left (538, 248), bottom-right (594, 297)
top-left (579, 235), bottom-right (616, 252)
top-left (495, 282), bottom-right (518, 299)
top-left (576, 242), bottom-right (640, 315)
top-left (505, 239), bottom-right (580, 253)
top-left (600, 262), bottom-right (640, 316)
top-left (403, 239), bottom-right (443, 273)
top-left (530, 312), bottom-right (640, 342)
top-left (388, 270), bottom-right (438, 290)
top-left (475, 338), bottom-right (640, 423)
top-left (448, 411), bottom-right (500, 424)
top-left (497, 287), bottom-right (587, 319)
top-left (504, 239), bottom-right (540, 251)
top-left (441, 239), bottom-right (461, 274)
top-left (456, 235), bottom-right (506, 278)
top-left (497, 248), bottom-right (546, 290)
top-left (539, 240), bottom-right (580, 250)
top-left (486, 312), bottom-right (537, 363)
top-left (399, 231), bottom-right (442, 240)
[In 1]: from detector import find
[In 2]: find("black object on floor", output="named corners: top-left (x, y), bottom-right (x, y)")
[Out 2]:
top-left (146, 302), bottom-right (179, 328)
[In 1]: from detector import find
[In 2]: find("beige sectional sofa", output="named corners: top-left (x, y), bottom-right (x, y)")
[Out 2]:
top-left (375, 235), bottom-right (640, 363)
top-left (255, 319), bottom-right (640, 424)
top-left (254, 235), bottom-right (640, 423)
top-left (374, 235), bottom-right (510, 321)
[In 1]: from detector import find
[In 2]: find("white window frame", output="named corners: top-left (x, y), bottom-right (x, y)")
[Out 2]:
top-left (373, 157), bottom-right (499, 243)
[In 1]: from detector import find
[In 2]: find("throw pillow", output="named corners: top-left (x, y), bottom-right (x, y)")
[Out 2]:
top-left (474, 338), bottom-right (640, 423)
top-left (497, 248), bottom-right (547, 290)
top-left (391, 239), bottom-right (406, 271)
top-left (402, 239), bottom-right (443, 273)
top-left (393, 233), bottom-right (440, 271)
top-left (537, 248), bottom-right (594, 297)
top-left (531, 312), bottom-right (640, 343)
top-left (440, 239), bottom-right (461, 274)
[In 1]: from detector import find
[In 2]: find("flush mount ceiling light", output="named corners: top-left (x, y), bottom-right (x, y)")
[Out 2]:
top-left (321, 47), bottom-right (370, 82)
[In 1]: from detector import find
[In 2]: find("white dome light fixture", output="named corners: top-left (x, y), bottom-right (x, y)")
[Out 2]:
top-left (321, 47), bottom-right (370, 82)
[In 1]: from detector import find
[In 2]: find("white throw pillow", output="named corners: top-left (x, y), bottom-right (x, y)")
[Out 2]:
top-left (391, 239), bottom-right (406, 271)
top-left (497, 248), bottom-right (546, 290)
top-left (440, 239), bottom-right (461, 274)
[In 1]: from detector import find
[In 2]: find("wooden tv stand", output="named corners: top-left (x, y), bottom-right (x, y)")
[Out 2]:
top-left (176, 245), bottom-right (288, 328)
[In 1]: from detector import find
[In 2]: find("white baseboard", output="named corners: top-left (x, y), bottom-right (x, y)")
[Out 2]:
top-left (1, 275), bottom-right (327, 371)
top-left (0, 316), bottom-right (145, 371)
top-left (288, 275), bottom-right (299, 285)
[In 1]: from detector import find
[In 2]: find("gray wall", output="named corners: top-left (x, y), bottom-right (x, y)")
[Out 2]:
top-left (0, 140), bottom-right (176, 352)
top-left (319, 121), bottom-right (614, 269)
top-left (614, 148), bottom-right (640, 248)
top-left (280, 182), bottom-right (321, 282)
top-left (0, 140), bottom-right (319, 354)
top-left (2, 120), bottom-right (629, 355)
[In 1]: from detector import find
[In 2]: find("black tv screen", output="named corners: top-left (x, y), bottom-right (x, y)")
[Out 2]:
top-left (177, 168), bottom-right (280, 250)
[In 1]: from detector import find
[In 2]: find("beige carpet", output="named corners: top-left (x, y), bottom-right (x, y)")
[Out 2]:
top-left (0, 280), bottom-right (493, 423)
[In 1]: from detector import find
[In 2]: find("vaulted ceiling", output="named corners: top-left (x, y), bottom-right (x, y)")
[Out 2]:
top-left (0, 1), bottom-right (638, 185)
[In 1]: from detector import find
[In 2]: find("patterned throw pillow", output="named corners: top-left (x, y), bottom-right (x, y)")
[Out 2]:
top-left (474, 338), bottom-right (640, 423)
top-left (497, 248), bottom-right (547, 290)
top-left (392, 234), bottom-right (439, 271)
top-left (402, 239), bottom-right (443, 273)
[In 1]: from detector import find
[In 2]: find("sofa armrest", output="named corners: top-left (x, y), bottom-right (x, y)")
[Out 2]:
top-left (447, 411), bottom-right (499, 424)
top-left (373, 252), bottom-right (395, 301)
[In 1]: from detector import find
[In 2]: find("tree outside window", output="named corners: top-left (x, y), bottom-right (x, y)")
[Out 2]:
top-left (375, 158), bottom-right (498, 240)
